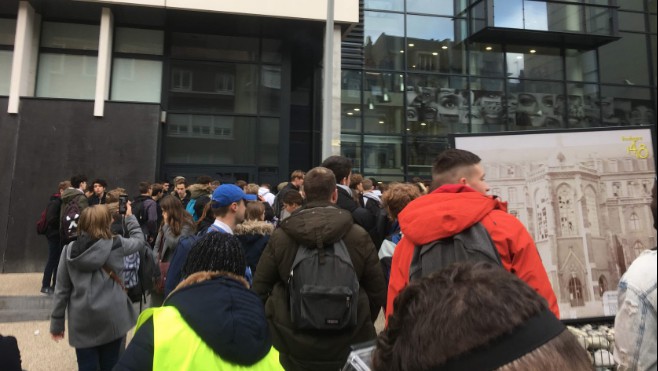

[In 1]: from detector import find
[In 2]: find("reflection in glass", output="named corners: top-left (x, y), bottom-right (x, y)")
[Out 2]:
top-left (111, 58), bottom-right (163, 103)
top-left (258, 118), bottom-right (279, 166)
top-left (565, 49), bottom-right (598, 82)
top-left (165, 114), bottom-right (257, 164)
top-left (41, 22), bottom-right (99, 50)
top-left (363, 135), bottom-right (403, 175)
top-left (364, 0), bottom-right (403, 11)
top-left (0, 50), bottom-right (11, 95)
top-left (364, 72), bottom-right (404, 134)
top-left (364, 11), bottom-right (404, 69)
top-left (469, 43), bottom-right (504, 77)
top-left (566, 83), bottom-right (598, 128)
top-left (599, 33), bottom-right (649, 85)
top-left (114, 28), bottom-right (164, 55)
top-left (406, 15), bottom-right (464, 74)
top-left (508, 80), bottom-right (565, 129)
top-left (523, 1), bottom-right (548, 30)
top-left (407, 136), bottom-right (449, 174)
top-left (493, 0), bottom-right (523, 28)
top-left (36, 54), bottom-right (97, 99)
top-left (506, 46), bottom-right (562, 80)
top-left (341, 134), bottom-right (362, 170)
top-left (260, 66), bottom-right (281, 115)
top-left (168, 61), bottom-right (258, 114)
top-left (171, 33), bottom-right (258, 62)
top-left (408, 0), bottom-right (455, 15)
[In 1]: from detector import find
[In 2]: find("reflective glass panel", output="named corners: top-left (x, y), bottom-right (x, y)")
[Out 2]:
top-left (524, 1), bottom-right (549, 30)
top-left (0, 18), bottom-right (16, 45)
top-left (469, 43), bottom-right (504, 77)
top-left (506, 45), bottom-right (562, 81)
top-left (564, 83), bottom-right (599, 128)
top-left (407, 136), bottom-right (449, 175)
top-left (111, 58), bottom-right (162, 103)
top-left (168, 61), bottom-right (258, 114)
top-left (0, 50), bottom-right (11, 95)
top-left (114, 28), bottom-right (164, 55)
top-left (342, 70), bottom-right (363, 133)
top-left (618, 0), bottom-right (644, 11)
top-left (41, 22), bottom-right (99, 50)
top-left (260, 65), bottom-right (281, 115)
top-left (262, 39), bottom-right (282, 63)
top-left (468, 83), bottom-right (508, 133)
top-left (363, 135), bottom-right (403, 175)
top-left (364, 11), bottom-right (404, 69)
top-left (341, 134), bottom-right (362, 170)
top-left (493, 0), bottom-right (524, 28)
top-left (508, 80), bottom-right (565, 130)
top-left (364, 0), bottom-right (403, 11)
top-left (258, 118), bottom-right (279, 166)
top-left (364, 72), bottom-right (405, 134)
top-left (585, 5), bottom-right (613, 35)
top-left (599, 32), bottom-right (649, 85)
top-left (544, 3), bottom-right (583, 33)
top-left (618, 12), bottom-right (646, 32)
top-left (171, 33), bottom-right (258, 62)
top-left (165, 114), bottom-right (257, 164)
top-left (407, 15), bottom-right (465, 74)
top-left (565, 49), bottom-right (598, 82)
top-left (599, 86), bottom-right (653, 126)
top-left (407, 0), bottom-right (455, 16)
top-left (407, 74), bottom-right (467, 135)
top-left (36, 54), bottom-right (97, 99)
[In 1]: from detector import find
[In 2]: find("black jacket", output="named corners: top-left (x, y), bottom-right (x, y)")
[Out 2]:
top-left (116, 273), bottom-right (272, 370)
top-left (336, 187), bottom-right (376, 233)
top-left (44, 194), bottom-right (62, 241)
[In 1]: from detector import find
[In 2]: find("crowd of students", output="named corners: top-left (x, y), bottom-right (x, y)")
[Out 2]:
top-left (1, 149), bottom-right (653, 371)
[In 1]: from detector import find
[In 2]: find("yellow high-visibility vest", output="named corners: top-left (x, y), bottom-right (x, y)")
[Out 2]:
top-left (136, 306), bottom-right (284, 371)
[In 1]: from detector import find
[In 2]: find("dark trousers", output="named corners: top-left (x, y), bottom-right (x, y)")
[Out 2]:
top-left (75, 337), bottom-right (124, 371)
top-left (42, 238), bottom-right (62, 289)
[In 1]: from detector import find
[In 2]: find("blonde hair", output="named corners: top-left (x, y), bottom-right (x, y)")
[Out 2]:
top-left (245, 183), bottom-right (259, 195)
top-left (78, 205), bottom-right (114, 239)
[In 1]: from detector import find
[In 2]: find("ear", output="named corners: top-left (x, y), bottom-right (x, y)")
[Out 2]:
top-left (230, 202), bottom-right (239, 212)
top-left (330, 188), bottom-right (338, 203)
top-left (458, 177), bottom-right (468, 185)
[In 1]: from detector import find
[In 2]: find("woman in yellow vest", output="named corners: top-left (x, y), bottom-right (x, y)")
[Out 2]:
top-left (115, 233), bottom-right (283, 370)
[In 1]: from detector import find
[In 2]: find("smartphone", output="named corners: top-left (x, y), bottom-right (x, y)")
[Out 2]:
top-left (118, 195), bottom-right (129, 215)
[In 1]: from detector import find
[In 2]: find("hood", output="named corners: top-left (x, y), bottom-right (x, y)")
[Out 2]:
top-left (165, 272), bottom-right (272, 366)
top-left (234, 220), bottom-right (274, 236)
top-left (363, 192), bottom-right (381, 203)
top-left (279, 202), bottom-right (353, 247)
top-left (397, 184), bottom-right (504, 245)
top-left (257, 187), bottom-right (272, 197)
top-left (188, 184), bottom-right (212, 199)
top-left (61, 188), bottom-right (84, 204)
top-left (66, 235), bottom-right (112, 271)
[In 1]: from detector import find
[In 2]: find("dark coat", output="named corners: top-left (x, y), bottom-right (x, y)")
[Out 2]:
top-left (252, 201), bottom-right (386, 371)
top-left (44, 193), bottom-right (62, 241)
top-left (234, 220), bottom-right (274, 274)
top-left (336, 187), bottom-right (375, 232)
top-left (115, 273), bottom-right (273, 371)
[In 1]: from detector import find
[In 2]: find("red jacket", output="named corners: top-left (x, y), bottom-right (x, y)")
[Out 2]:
top-left (386, 185), bottom-right (560, 320)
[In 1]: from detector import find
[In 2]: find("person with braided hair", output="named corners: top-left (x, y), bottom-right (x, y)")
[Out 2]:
top-left (116, 232), bottom-right (283, 370)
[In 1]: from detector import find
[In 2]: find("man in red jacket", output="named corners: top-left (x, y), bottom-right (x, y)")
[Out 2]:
top-left (386, 149), bottom-right (560, 320)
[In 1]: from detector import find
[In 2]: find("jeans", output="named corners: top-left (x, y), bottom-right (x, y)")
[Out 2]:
top-left (42, 238), bottom-right (62, 289)
top-left (75, 337), bottom-right (124, 371)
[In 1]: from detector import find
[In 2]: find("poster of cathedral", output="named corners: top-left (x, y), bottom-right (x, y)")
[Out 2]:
top-left (453, 127), bottom-right (656, 320)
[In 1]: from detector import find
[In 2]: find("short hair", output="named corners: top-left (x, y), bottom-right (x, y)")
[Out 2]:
top-left (290, 170), bottom-right (305, 181)
top-left (282, 190), bottom-right (303, 206)
top-left (106, 187), bottom-right (127, 204)
top-left (151, 183), bottom-right (163, 197)
top-left (235, 180), bottom-right (247, 189)
top-left (321, 156), bottom-right (352, 183)
top-left (373, 262), bottom-right (592, 371)
top-left (138, 181), bottom-right (151, 194)
top-left (245, 201), bottom-right (265, 221)
top-left (362, 179), bottom-right (374, 191)
top-left (432, 149), bottom-right (482, 187)
top-left (303, 167), bottom-right (336, 202)
top-left (381, 183), bottom-right (422, 219)
top-left (92, 178), bottom-right (107, 188)
top-left (349, 173), bottom-right (364, 189)
top-left (245, 183), bottom-right (259, 195)
top-left (70, 174), bottom-right (88, 189)
top-left (78, 205), bottom-right (113, 240)
top-left (212, 199), bottom-right (244, 218)
top-left (174, 178), bottom-right (187, 187)
top-left (182, 233), bottom-right (246, 278)
top-left (196, 175), bottom-right (213, 185)
top-left (58, 180), bottom-right (71, 192)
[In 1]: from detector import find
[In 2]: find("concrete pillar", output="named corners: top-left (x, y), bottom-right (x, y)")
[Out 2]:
top-left (8, 1), bottom-right (40, 114)
top-left (94, 8), bottom-right (113, 117)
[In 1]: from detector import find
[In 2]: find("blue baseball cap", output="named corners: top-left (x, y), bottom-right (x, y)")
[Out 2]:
top-left (212, 184), bottom-right (257, 207)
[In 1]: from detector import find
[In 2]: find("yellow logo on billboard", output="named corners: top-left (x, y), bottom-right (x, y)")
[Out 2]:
top-left (622, 136), bottom-right (650, 159)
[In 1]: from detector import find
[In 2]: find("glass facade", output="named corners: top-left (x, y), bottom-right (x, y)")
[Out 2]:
top-left (342, 0), bottom-right (657, 180)
top-left (163, 32), bottom-right (283, 180)
top-left (0, 18), bottom-right (15, 96)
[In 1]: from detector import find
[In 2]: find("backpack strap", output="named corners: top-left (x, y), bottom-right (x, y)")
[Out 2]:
top-left (103, 265), bottom-right (126, 292)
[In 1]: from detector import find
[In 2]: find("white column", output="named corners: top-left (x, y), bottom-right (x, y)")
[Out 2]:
top-left (94, 8), bottom-right (113, 117)
top-left (8, 1), bottom-right (39, 114)
top-left (322, 0), bottom-right (342, 159)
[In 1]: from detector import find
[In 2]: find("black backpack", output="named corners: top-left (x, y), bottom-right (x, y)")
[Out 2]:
top-left (131, 196), bottom-right (149, 226)
top-left (289, 240), bottom-right (359, 330)
top-left (60, 194), bottom-right (84, 243)
top-left (408, 222), bottom-right (502, 282)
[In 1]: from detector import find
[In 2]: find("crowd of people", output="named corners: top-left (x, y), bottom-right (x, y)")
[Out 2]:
top-left (0, 150), bottom-right (653, 371)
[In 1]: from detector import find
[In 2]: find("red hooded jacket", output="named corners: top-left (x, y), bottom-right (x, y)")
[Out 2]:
top-left (386, 184), bottom-right (560, 320)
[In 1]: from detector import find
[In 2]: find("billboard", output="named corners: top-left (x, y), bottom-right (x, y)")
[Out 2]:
top-left (453, 127), bottom-right (656, 320)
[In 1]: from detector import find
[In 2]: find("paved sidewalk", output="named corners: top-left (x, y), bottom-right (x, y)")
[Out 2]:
top-left (0, 273), bottom-right (76, 371)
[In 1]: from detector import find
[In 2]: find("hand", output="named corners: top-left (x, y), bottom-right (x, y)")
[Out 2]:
top-left (51, 332), bottom-right (65, 342)
top-left (126, 201), bottom-right (133, 216)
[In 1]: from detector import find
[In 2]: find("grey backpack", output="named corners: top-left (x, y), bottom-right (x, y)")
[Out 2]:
top-left (289, 240), bottom-right (359, 330)
top-left (409, 222), bottom-right (502, 282)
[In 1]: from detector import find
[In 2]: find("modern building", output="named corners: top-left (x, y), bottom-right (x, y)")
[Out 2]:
top-left (0, 0), bottom-right (655, 272)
